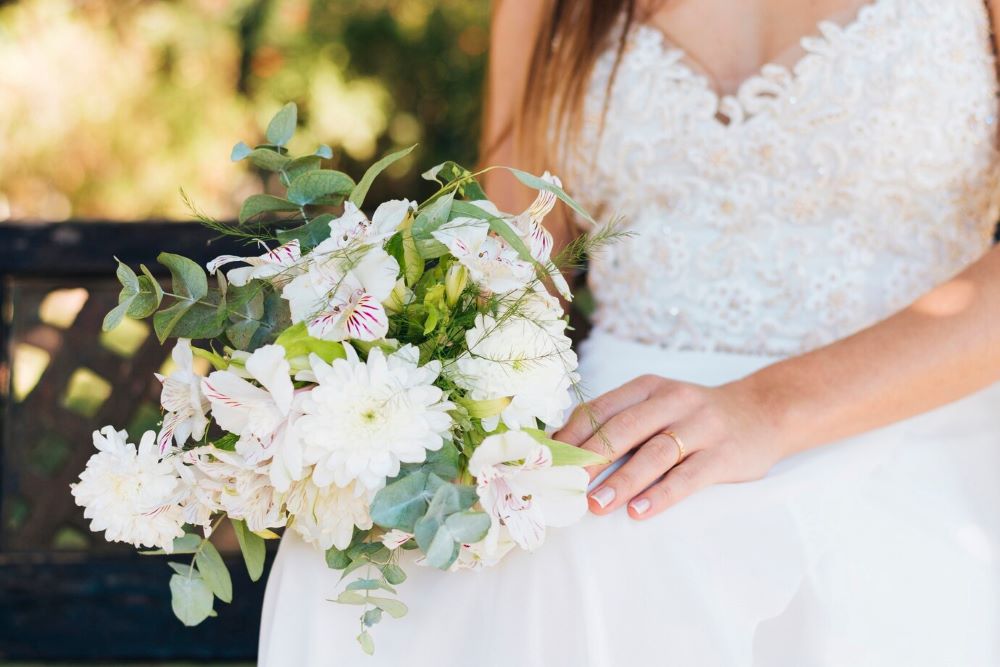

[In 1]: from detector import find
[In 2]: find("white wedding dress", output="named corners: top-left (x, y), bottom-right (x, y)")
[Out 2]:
top-left (260, 1), bottom-right (1000, 664)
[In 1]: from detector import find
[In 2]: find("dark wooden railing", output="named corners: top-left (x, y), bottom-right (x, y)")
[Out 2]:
top-left (0, 220), bottom-right (270, 662)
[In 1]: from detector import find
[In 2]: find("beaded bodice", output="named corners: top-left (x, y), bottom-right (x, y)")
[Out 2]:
top-left (568, 0), bottom-right (1000, 356)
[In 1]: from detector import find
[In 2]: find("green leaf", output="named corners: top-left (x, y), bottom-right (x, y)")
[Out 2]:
top-left (162, 294), bottom-right (227, 340)
top-left (357, 630), bottom-right (375, 655)
top-left (169, 573), bottom-right (214, 626)
top-left (248, 148), bottom-right (292, 172)
top-left (212, 432), bottom-right (239, 451)
top-left (238, 194), bottom-right (299, 224)
top-left (153, 301), bottom-right (194, 343)
top-left (285, 155), bottom-right (322, 182)
top-left (420, 441), bottom-right (460, 480)
top-left (336, 590), bottom-right (368, 605)
top-left (381, 564), bottom-right (407, 585)
top-left (231, 518), bottom-right (266, 582)
top-left (287, 169), bottom-right (355, 207)
top-left (362, 608), bottom-right (383, 627)
top-left (167, 562), bottom-right (192, 576)
top-left (102, 301), bottom-right (131, 332)
top-left (159, 252), bottom-right (208, 301)
top-left (455, 396), bottom-right (511, 420)
top-left (194, 539), bottom-right (233, 604)
top-left (369, 596), bottom-right (408, 619)
top-left (422, 523), bottom-right (460, 569)
top-left (523, 428), bottom-right (610, 467)
top-left (411, 191), bottom-right (455, 240)
top-left (349, 144), bottom-right (416, 208)
top-left (231, 141), bottom-right (253, 161)
top-left (449, 200), bottom-right (535, 265)
top-left (266, 102), bottom-right (298, 147)
top-left (507, 167), bottom-right (596, 225)
top-left (276, 213), bottom-right (335, 250)
top-left (325, 547), bottom-right (352, 570)
top-left (140, 532), bottom-right (202, 556)
top-left (275, 321), bottom-right (347, 363)
top-left (422, 161), bottom-right (487, 200)
top-left (444, 511), bottom-right (491, 544)
top-left (369, 471), bottom-right (431, 532)
top-left (345, 578), bottom-right (381, 591)
top-left (315, 144), bottom-right (333, 159)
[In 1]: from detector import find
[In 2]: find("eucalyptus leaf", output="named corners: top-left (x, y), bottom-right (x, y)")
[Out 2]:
top-left (423, 524), bottom-right (461, 570)
top-left (315, 144), bottom-right (334, 159)
top-left (285, 155), bottom-right (322, 182)
top-left (369, 471), bottom-right (431, 532)
top-left (346, 578), bottom-right (381, 591)
top-left (248, 148), bottom-right (292, 172)
top-left (381, 564), bottom-right (407, 585)
top-left (349, 144), bottom-right (416, 208)
top-left (362, 608), bottom-right (383, 627)
top-left (102, 300), bottom-right (131, 332)
top-left (230, 141), bottom-right (253, 161)
top-left (357, 630), bottom-right (375, 655)
top-left (266, 102), bottom-right (297, 147)
top-left (238, 194), bottom-right (299, 224)
top-left (167, 562), bottom-right (192, 576)
top-left (194, 539), bottom-right (233, 603)
top-left (421, 161), bottom-right (487, 200)
top-left (287, 169), bottom-right (355, 207)
top-left (169, 573), bottom-right (215, 626)
top-left (369, 596), bottom-right (408, 619)
top-left (336, 590), bottom-right (368, 605)
top-left (232, 518), bottom-right (265, 582)
top-left (276, 213), bottom-right (335, 250)
top-left (444, 511), bottom-right (491, 544)
top-left (326, 547), bottom-right (352, 570)
top-left (140, 532), bottom-right (202, 555)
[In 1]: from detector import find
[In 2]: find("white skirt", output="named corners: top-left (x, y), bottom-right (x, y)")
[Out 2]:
top-left (259, 329), bottom-right (1000, 666)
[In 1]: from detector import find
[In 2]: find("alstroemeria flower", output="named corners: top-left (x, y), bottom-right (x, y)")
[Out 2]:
top-left (468, 430), bottom-right (589, 551)
top-left (200, 345), bottom-right (294, 464)
top-left (207, 239), bottom-right (302, 287)
top-left (509, 173), bottom-right (572, 300)
top-left (316, 199), bottom-right (415, 252)
top-left (381, 528), bottom-right (414, 550)
top-left (432, 211), bottom-right (534, 295)
top-left (281, 246), bottom-right (399, 341)
top-left (154, 338), bottom-right (210, 454)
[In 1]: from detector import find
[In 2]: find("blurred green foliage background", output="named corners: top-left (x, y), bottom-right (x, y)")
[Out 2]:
top-left (0, 0), bottom-right (490, 222)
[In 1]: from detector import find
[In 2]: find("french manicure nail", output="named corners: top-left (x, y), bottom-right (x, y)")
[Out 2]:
top-left (631, 498), bottom-right (652, 515)
top-left (590, 486), bottom-right (616, 508)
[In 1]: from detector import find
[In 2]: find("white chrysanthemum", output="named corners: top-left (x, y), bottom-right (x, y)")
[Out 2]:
top-left (286, 478), bottom-right (372, 551)
top-left (453, 291), bottom-right (578, 431)
top-left (154, 338), bottom-right (210, 453)
top-left (295, 344), bottom-right (454, 491)
top-left (70, 427), bottom-right (185, 551)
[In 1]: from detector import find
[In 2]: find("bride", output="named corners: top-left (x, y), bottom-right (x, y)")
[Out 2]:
top-left (260, 0), bottom-right (1000, 664)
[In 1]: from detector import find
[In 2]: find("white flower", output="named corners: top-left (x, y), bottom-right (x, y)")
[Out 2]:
top-left (286, 479), bottom-right (372, 551)
top-left (154, 338), bottom-right (210, 453)
top-left (200, 344), bottom-right (295, 465)
top-left (381, 528), bottom-right (414, 550)
top-left (295, 344), bottom-right (454, 492)
top-left (468, 430), bottom-right (589, 551)
top-left (509, 173), bottom-right (572, 300)
top-left (432, 202), bottom-right (534, 295)
top-left (207, 239), bottom-right (302, 287)
top-left (71, 427), bottom-right (186, 551)
top-left (317, 199), bottom-right (414, 251)
top-left (184, 446), bottom-right (288, 533)
top-left (453, 292), bottom-right (578, 431)
top-left (281, 246), bottom-right (399, 341)
top-left (451, 524), bottom-right (517, 570)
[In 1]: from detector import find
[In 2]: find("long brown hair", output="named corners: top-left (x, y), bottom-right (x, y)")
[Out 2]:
top-left (515, 0), bottom-right (640, 173)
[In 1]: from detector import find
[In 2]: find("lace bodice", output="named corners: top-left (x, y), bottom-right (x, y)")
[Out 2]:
top-left (568, 0), bottom-right (1000, 356)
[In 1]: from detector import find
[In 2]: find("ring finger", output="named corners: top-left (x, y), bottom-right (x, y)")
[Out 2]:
top-left (588, 429), bottom-right (694, 514)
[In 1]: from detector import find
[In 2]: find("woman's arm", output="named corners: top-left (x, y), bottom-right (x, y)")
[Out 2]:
top-left (480, 0), bottom-right (577, 254)
top-left (555, 244), bottom-right (1000, 519)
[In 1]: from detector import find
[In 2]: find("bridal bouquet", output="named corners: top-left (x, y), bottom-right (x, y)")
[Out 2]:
top-left (71, 104), bottom-right (614, 653)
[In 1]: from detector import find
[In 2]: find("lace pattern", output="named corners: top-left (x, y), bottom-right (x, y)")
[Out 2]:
top-left (568, 0), bottom-right (1000, 356)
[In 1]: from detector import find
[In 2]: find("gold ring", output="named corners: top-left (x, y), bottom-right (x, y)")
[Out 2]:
top-left (664, 431), bottom-right (687, 463)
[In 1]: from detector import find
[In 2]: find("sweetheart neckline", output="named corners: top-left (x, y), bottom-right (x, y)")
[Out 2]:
top-left (630, 0), bottom-right (893, 128)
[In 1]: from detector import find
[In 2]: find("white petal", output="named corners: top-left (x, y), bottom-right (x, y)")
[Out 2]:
top-left (245, 345), bottom-right (293, 414)
top-left (518, 465), bottom-right (590, 527)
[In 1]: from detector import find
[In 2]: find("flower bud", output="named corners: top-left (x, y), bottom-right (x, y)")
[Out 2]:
top-left (445, 263), bottom-right (468, 307)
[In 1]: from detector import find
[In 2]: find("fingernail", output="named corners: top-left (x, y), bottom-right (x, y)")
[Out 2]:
top-left (590, 486), bottom-right (615, 508)
top-left (631, 498), bottom-right (652, 515)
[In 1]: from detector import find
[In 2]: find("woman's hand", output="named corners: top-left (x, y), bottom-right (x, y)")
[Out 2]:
top-left (553, 374), bottom-right (787, 520)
